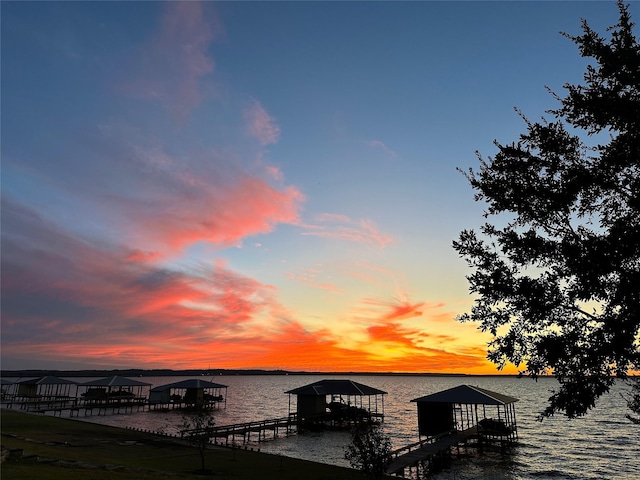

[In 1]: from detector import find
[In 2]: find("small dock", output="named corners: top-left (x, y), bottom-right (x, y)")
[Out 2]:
top-left (181, 415), bottom-right (298, 445)
top-left (389, 384), bottom-right (520, 477)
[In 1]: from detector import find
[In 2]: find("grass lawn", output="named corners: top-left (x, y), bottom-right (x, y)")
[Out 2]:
top-left (1, 409), bottom-right (382, 479)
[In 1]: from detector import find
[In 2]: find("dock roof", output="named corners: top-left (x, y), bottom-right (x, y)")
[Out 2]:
top-left (411, 385), bottom-right (518, 405)
top-left (285, 379), bottom-right (387, 396)
top-left (150, 379), bottom-right (228, 392)
top-left (18, 375), bottom-right (78, 385)
top-left (81, 375), bottom-right (151, 387)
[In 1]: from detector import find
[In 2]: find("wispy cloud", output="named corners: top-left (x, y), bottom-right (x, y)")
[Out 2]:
top-left (244, 100), bottom-right (281, 145)
top-left (362, 297), bottom-right (427, 321)
top-left (365, 140), bottom-right (398, 159)
top-left (286, 264), bottom-right (342, 293)
top-left (314, 213), bottom-right (351, 223)
top-left (301, 214), bottom-right (395, 249)
top-left (119, 1), bottom-right (217, 123)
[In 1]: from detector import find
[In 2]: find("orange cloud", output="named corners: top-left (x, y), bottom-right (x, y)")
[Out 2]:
top-left (359, 296), bottom-right (446, 323)
top-left (0, 319), bottom-right (494, 374)
top-left (367, 322), bottom-right (420, 346)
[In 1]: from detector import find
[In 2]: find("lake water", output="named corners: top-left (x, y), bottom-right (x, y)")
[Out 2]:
top-left (13, 374), bottom-right (639, 479)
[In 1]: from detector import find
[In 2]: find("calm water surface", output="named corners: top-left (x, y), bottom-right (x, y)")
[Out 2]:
top-left (27, 375), bottom-right (639, 479)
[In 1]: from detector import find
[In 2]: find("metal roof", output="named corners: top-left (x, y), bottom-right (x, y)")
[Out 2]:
top-left (17, 375), bottom-right (78, 385)
top-left (150, 379), bottom-right (228, 392)
top-left (411, 385), bottom-right (518, 405)
top-left (81, 375), bottom-right (151, 387)
top-left (285, 379), bottom-right (387, 396)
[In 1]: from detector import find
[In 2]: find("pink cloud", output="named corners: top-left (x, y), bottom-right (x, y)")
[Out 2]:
top-left (244, 100), bottom-right (281, 145)
top-left (314, 213), bottom-right (351, 223)
top-left (128, 175), bottom-right (304, 254)
top-left (1, 199), bottom-right (293, 351)
top-left (86, 127), bottom-right (305, 257)
top-left (125, 249), bottom-right (163, 263)
top-left (286, 265), bottom-right (342, 293)
top-left (301, 215), bottom-right (395, 249)
top-left (265, 165), bottom-right (284, 181)
top-left (120, 1), bottom-right (217, 123)
top-left (342, 261), bottom-right (394, 286)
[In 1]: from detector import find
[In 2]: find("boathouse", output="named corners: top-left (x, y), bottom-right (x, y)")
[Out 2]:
top-left (8, 376), bottom-right (79, 412)
top-left (386, 385), bottom-right (519, 477)
top-left (149, 379), bottom-right (228, 410)
top-left (80, 376), bottom-right (150, 406)
top-left (15, 376), bottom-right (78, 399)
top-left (411, 384), bottom-right (518, 443)
top-left (285, 379), bottom-right (386, 426)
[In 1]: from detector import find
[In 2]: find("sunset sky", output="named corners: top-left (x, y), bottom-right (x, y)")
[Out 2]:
top-left (2, 1), bottom-right (634, 373)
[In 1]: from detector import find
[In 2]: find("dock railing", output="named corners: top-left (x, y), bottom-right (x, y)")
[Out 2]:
top-left (390, 430), bottom-right (455, 459)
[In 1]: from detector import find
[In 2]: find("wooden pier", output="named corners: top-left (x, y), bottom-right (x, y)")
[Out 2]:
top-left (68, 398), bottom-right (148, 417)
top-left (3, 397), bottom-right (155, 417)
top-left (386, 427), bottom-right (477, 477)
top-left (181, 414), bottom-right (298, 445)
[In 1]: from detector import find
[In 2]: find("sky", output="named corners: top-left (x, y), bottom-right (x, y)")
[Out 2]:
top-left (2, 1), bottom-right (635, 373)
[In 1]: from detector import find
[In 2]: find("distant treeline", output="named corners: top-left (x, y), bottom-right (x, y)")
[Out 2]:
top-left (0, 368), bottom-right (472, 378)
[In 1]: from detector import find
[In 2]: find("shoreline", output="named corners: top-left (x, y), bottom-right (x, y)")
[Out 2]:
top-left (1, 368), bottom-right (519, 378)
top-left (1, 409), bottom-right (385, 479)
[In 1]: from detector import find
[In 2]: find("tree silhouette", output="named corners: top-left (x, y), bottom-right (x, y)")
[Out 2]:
top-left (624, 379), bottom-right (640, 424)
top-left (182, 406), bottom-right (215, 473)
top-left (454, 0), bottom-right (639, 418)
top-left (345, 420), bottom-right (392, 480)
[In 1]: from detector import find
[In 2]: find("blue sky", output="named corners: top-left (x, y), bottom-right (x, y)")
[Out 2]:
top-left (2, 1), bottom-right (635, 372)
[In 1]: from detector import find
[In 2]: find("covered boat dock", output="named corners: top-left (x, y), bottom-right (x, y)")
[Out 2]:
top-left (387, 384), bottom-right (518, 477)
top-left (6, 376), bottom-right (79, 412)
top-left (411, 384), bottom-right (518, 444)
top-left (149, 379), bottom-right (228, 410)
top-left (286, 379), bottom-right (386, 428)
top-left (78, 376), bottom-right (151, 411)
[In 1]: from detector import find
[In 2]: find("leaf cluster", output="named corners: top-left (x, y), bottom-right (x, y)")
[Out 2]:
top-left (453, 1), bottom-right (640, 418)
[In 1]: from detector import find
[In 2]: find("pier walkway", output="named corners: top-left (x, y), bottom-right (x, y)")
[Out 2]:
top-left (181, 415), bottom-right (298, 445)
top-left (386, 427), bottom-right (477, 477)
top-left (1, 396), bottom-right (148, 416)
